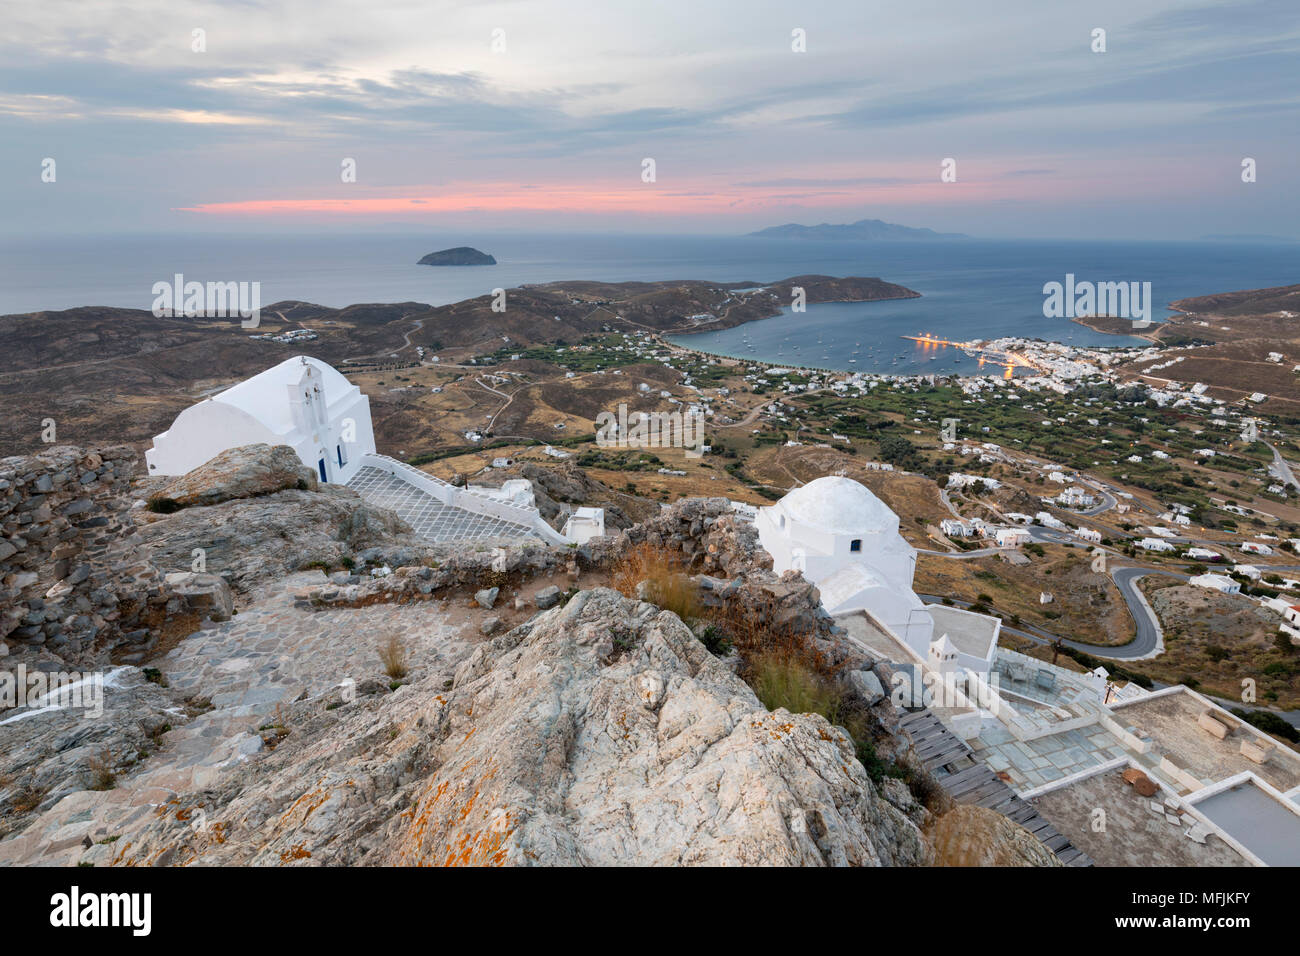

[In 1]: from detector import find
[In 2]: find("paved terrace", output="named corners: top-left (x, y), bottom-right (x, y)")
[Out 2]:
top-left (969, 719), bottom-right (1129, 791)
top-left (1111, 689), bottom-right (1300, 794)
top-left (347, 465), bottom-right (537, 544)
top-left (1029, 768), bottom-right (1251, 867)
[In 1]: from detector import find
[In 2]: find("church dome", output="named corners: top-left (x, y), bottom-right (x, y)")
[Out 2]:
top-left (778, 476), bottom-right (899, 535)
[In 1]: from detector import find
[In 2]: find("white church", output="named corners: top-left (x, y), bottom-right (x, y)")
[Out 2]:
top-left (756, 475), bottom-right (1001, 678)
top-left (147, 355), bottom-right (376, 483)
top-left (146, 356), bottom-right (599, 548)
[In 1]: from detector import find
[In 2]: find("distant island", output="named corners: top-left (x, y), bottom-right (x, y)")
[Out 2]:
top-left (1199, 234), bottom-right (1298, 244)
top-left (747, 218), bottom-right (969, 241)
top-left (418, 246), bottom-right (497, 266)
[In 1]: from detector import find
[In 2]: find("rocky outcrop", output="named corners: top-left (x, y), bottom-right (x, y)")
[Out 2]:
top-left (586, 495), bottom-right (772, 578)
top-left (164, 572), bottom-right (234, 623)
top-left (2, 444), bottom-right (426, 669)
top-left (1, 467), bottom-right (1036, 867)
top-left (292, 540), bottom-right (562, 609)
top-left (149, 444), bottom-right (317, 510)
top-left (0, 667), bottom-right (180, 834)
top-left (103, 588), bottom-right (931, 866)
top-left (136, 485), bottom-right (423, 597)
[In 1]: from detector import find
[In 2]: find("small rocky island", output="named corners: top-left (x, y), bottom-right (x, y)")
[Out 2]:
top-left (417, 246), bottom-right (496, 266)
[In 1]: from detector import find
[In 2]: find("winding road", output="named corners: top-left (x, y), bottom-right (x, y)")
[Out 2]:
top-left (919, 564), bottom-right (1176, 662)
top-left (922, 525), bottom-right (1185, 660)
top-left (1264, 439), bottom-right (1300, 492)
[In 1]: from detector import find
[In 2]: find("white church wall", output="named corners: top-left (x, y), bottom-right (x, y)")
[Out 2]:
top-left (146, 356), bottom-right (377, 483)
top-left (146, 403), bottom-right (278, 477)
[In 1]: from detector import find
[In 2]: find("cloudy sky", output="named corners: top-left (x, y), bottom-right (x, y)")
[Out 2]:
top-left (4, 0), bottom-right (1297, 238)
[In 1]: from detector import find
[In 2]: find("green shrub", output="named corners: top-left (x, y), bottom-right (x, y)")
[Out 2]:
top-left (1231, 708), bottom-right (1300, 743)
top-left (748, 653), bottom-right (842, 719)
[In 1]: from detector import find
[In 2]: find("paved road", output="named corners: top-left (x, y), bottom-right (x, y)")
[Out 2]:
top-left (1079, 479), bottom-right (1119, 517)
top-left (1106, 566), bottom-right (1187, 659)
top-left (1264, 440), bottom-right (1300, 492)
top-left (919, 563), bottom-right (1185, 661)
top-left (919, 522), bottom-right (1085, 559)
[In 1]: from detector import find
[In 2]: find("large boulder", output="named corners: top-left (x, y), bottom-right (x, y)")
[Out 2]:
top-left (394, 588), bottom-right (932, 865)
top-left (151, 444), bottom-right (316, 510)
top-left (164, 571), bottom-right (234, 622)
top-left (135, 486), bottom-right (421, 596)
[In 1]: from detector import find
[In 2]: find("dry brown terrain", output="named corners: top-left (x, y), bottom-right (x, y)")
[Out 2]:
top-left (1111, 283), bottom-right (1300, 411)
top-left (0, 275), bottom-right (913, 456)
top-left (1139, 580), bottom-right (1300, 708)
top-left (915, 546), bottom-right (1134, 647)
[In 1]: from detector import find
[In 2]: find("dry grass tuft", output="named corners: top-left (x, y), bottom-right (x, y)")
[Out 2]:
top-left (610, 541), bottom-right (701, 622)
top-left (6, 776), bottom-right (48, 814)
top-left (379, 633), bottom-right (409, 680)
top-left (747, 651), bottom-right (843, 718)
top-left (85, 749), bottom-right (116, 791)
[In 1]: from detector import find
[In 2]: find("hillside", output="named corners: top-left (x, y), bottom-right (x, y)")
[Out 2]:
top-left (0, 275), bottom-right (918, 455)
top-left (0, 445), bottom-right (1041, 867)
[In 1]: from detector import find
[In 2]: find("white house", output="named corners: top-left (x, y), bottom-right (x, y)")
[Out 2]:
top-left (1035, 511), bottom-right (1067, 530)
top-left (1186, 547), bottom-right (1223, 562)
top-left (1074, 527), bottom-right (1102, 543)
top-left (1189, 573), bottom-right (1240, 594)
top-left (996, 527), bottom-right (1031, 548)
top-left (947, 473), bottom-right (1001, 491)
top-left (1242, 541), bottom-right (1274, 556)
top-left (1055, 487), bottom-right (1096, 509)
top-left (1137, 537), bottom-right (1175, 553)
top-left (146, 355), bottom-right (375, 483)
top-left (940, 518), bottom-right (974, 538)
top-left (561, 507), bottom-right (606, 544)
top-left (1233, 564), bottom-right (1262, 581)
top-left (1280, 605), bottom-right (1300, 645)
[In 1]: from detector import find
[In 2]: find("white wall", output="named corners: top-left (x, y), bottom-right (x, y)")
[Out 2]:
top-left (146, 403), bottom-right (278, 477)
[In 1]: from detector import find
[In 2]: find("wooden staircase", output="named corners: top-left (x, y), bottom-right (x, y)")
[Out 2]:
top-left (898, 709), bottom-right (1093, 866)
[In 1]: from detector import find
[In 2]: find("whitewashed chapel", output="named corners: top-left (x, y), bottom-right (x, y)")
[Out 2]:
top-left (147, 355), bottom-right (375, 483)
top-left (756, 475), bottom-right (1000, 674)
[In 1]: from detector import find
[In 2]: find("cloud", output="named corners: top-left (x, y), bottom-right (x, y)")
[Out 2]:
top-left (1, 0), bottom-right (1296, 236)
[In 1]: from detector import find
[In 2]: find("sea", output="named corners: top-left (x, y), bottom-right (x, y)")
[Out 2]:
top-left (2, 233), bottom-right (1295, 376)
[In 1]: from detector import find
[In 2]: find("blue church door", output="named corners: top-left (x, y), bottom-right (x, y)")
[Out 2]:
top-left (318, 458), bottom-right (327, 482)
